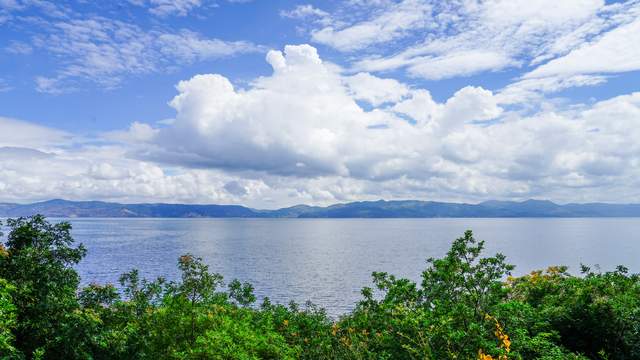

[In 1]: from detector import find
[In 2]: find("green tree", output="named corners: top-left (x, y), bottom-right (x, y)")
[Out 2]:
top-left (509, 265), bottom-right (640, 359)
top-left (420, 230), bottom-right (514, 358)
top-left (336, 230), bottom-right (516, 359)
top-left (0, 215), bottom-right (86, 358)
top-left (0, 276), bottom-right (19, 358)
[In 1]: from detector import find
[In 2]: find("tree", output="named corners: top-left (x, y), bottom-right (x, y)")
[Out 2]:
top-left (0, 215), bottom-right (86, 358)
top-left (0, 276), bottom-right (18, 358)
top-left (420, 230), bottom-right (514, 357)
top-left (175, 254), bottom-right (225, 345)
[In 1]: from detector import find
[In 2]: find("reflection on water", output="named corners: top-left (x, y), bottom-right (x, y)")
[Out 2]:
top-left (28, 218), bottom-right (640, 316)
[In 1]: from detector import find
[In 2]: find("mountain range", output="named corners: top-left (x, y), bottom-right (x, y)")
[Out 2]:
top-left (2, 199), bottom-right (640, 218)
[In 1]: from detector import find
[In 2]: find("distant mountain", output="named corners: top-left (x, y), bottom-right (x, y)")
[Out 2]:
top-left (1, 199), bottom-right (640, 218)
top-left (0, 199), bottom-right (260, 218)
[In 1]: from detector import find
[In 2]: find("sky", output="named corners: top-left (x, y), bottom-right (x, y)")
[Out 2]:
top-left (1, 0), bottom-right (640, 208)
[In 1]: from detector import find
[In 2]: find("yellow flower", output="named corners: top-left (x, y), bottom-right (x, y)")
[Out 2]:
top-left (478, 349), bottom-right (495, 360)
top-left (503, 338), bottom-right (511, 351)
top-left (481, 314), bottom-right (511, 358)
top-left (282, 319), bottom-right (289, 327)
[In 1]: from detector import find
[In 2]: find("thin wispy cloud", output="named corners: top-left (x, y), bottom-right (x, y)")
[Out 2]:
top-left (349, 0), bottom-right (606, 79)
top-left (288, 0), bottom-right (640, 87)
top-left (128, 0), bottom-right (205, 17)
top-left (0, 79), bottom-right (12, 92)
top-left (525, 17), bottom-right (640, 79)
top-left (28, 16), bottom-right (262, 93)
top-left (310, 0), bottom-right (431, 52)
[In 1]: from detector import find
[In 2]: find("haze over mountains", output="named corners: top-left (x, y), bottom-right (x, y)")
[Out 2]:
top-left (2, 199), bottom-right (640, 218)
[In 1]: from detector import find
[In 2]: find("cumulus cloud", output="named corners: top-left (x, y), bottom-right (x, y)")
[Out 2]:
top-left (2, 42), bottom-right (640, 206)
top-left (0, 127), bottom-right (271, 205)
top-left (125, 45), bottom-right (501, 182)
top-left (108, 44), bottom-right (638, 204)
top-left (146, 45), bottom-right (392, 177)
top-left (223, 181), bottom-right (248, 196)
top-left (474, 93), bottom-right (640, 193)
top-left (344, 72), bottom-right (410, 106)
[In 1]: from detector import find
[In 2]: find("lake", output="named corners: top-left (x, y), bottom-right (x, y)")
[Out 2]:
top-left (14, 218), bottom-right (640, 316)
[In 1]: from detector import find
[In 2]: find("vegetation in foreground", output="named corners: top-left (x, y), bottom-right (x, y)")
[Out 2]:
top-left (1, 216), bottom-right (639, 359)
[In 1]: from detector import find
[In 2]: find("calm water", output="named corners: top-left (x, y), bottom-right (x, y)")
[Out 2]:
top-left (9, 218), bottom-right (640, 316)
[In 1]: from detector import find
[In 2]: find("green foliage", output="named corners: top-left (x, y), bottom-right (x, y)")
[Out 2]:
top-left (1, 216), bottom-right (640, 359)
top-left (0, 277), bottom-right (18, 358)
top-left (0, 215), bottom-right (86, 358)
top-left (508, 265), bottom-right (640, 359)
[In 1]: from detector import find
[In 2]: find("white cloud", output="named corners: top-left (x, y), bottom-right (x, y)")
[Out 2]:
top-left (280, 4), bottom-right (329, 23)
top-left (0, 0), bottom-right (69, 19)
top-left (147, 44), bottom-right (386, 177)
top-left (405, 50), bottom-right (515, 80)
top-left (157, 30), bottom-right (262, 62)
top-left (344, 72), bottom-right (409, 106)
top-left (0, 147), bottom-right (228, 204)
top-left (530, 0), bottom-right (640, 65)
top-left (124, 45), bottom-right (504, 183)
top-left (87, 162), bottom-right (131, 180)
top-left (390, 89), bottom-right (439, 126)
top-left (35, 76), bottom-right (69, 94)
top-left (5, 40), bottom-right (32, 54)
top-left (482, 0), bottom-right (602, 28)
top-left (128, 0), bottom-right (204, 17)
top-left (306, 0), bottom-right (638, 86)
top-left (349, 0), bottom-right (607, 79)
top-left (525, 18), bottom-right (640, 79)
top-left (311, 0), bottom-right (431, 52)
top-left (441, 86), bottom-right (503, 124)
top-left (391, 86), bottom-right (502, 129)
top-left (120, 44), bottom-right (639, 204)
top-left (0, 117), bottom-right (70, 148)
top-left (2, 43), bottom-right (640, 206)
top-left (29, 17), bottom-right (262, 92)
top-left (498, 75), bottom-right (608, 104)
top-left (0, 120), bottom-right (271, 205)
top-left (0, 79), bottom-right (11, 92)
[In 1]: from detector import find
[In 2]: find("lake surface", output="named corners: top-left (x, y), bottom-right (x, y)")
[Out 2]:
top-left (11, 218), bottom-right (640, 316)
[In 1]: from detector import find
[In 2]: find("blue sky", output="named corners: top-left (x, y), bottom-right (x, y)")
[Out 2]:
top-left (1, 0), bottom-right (640, 207)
